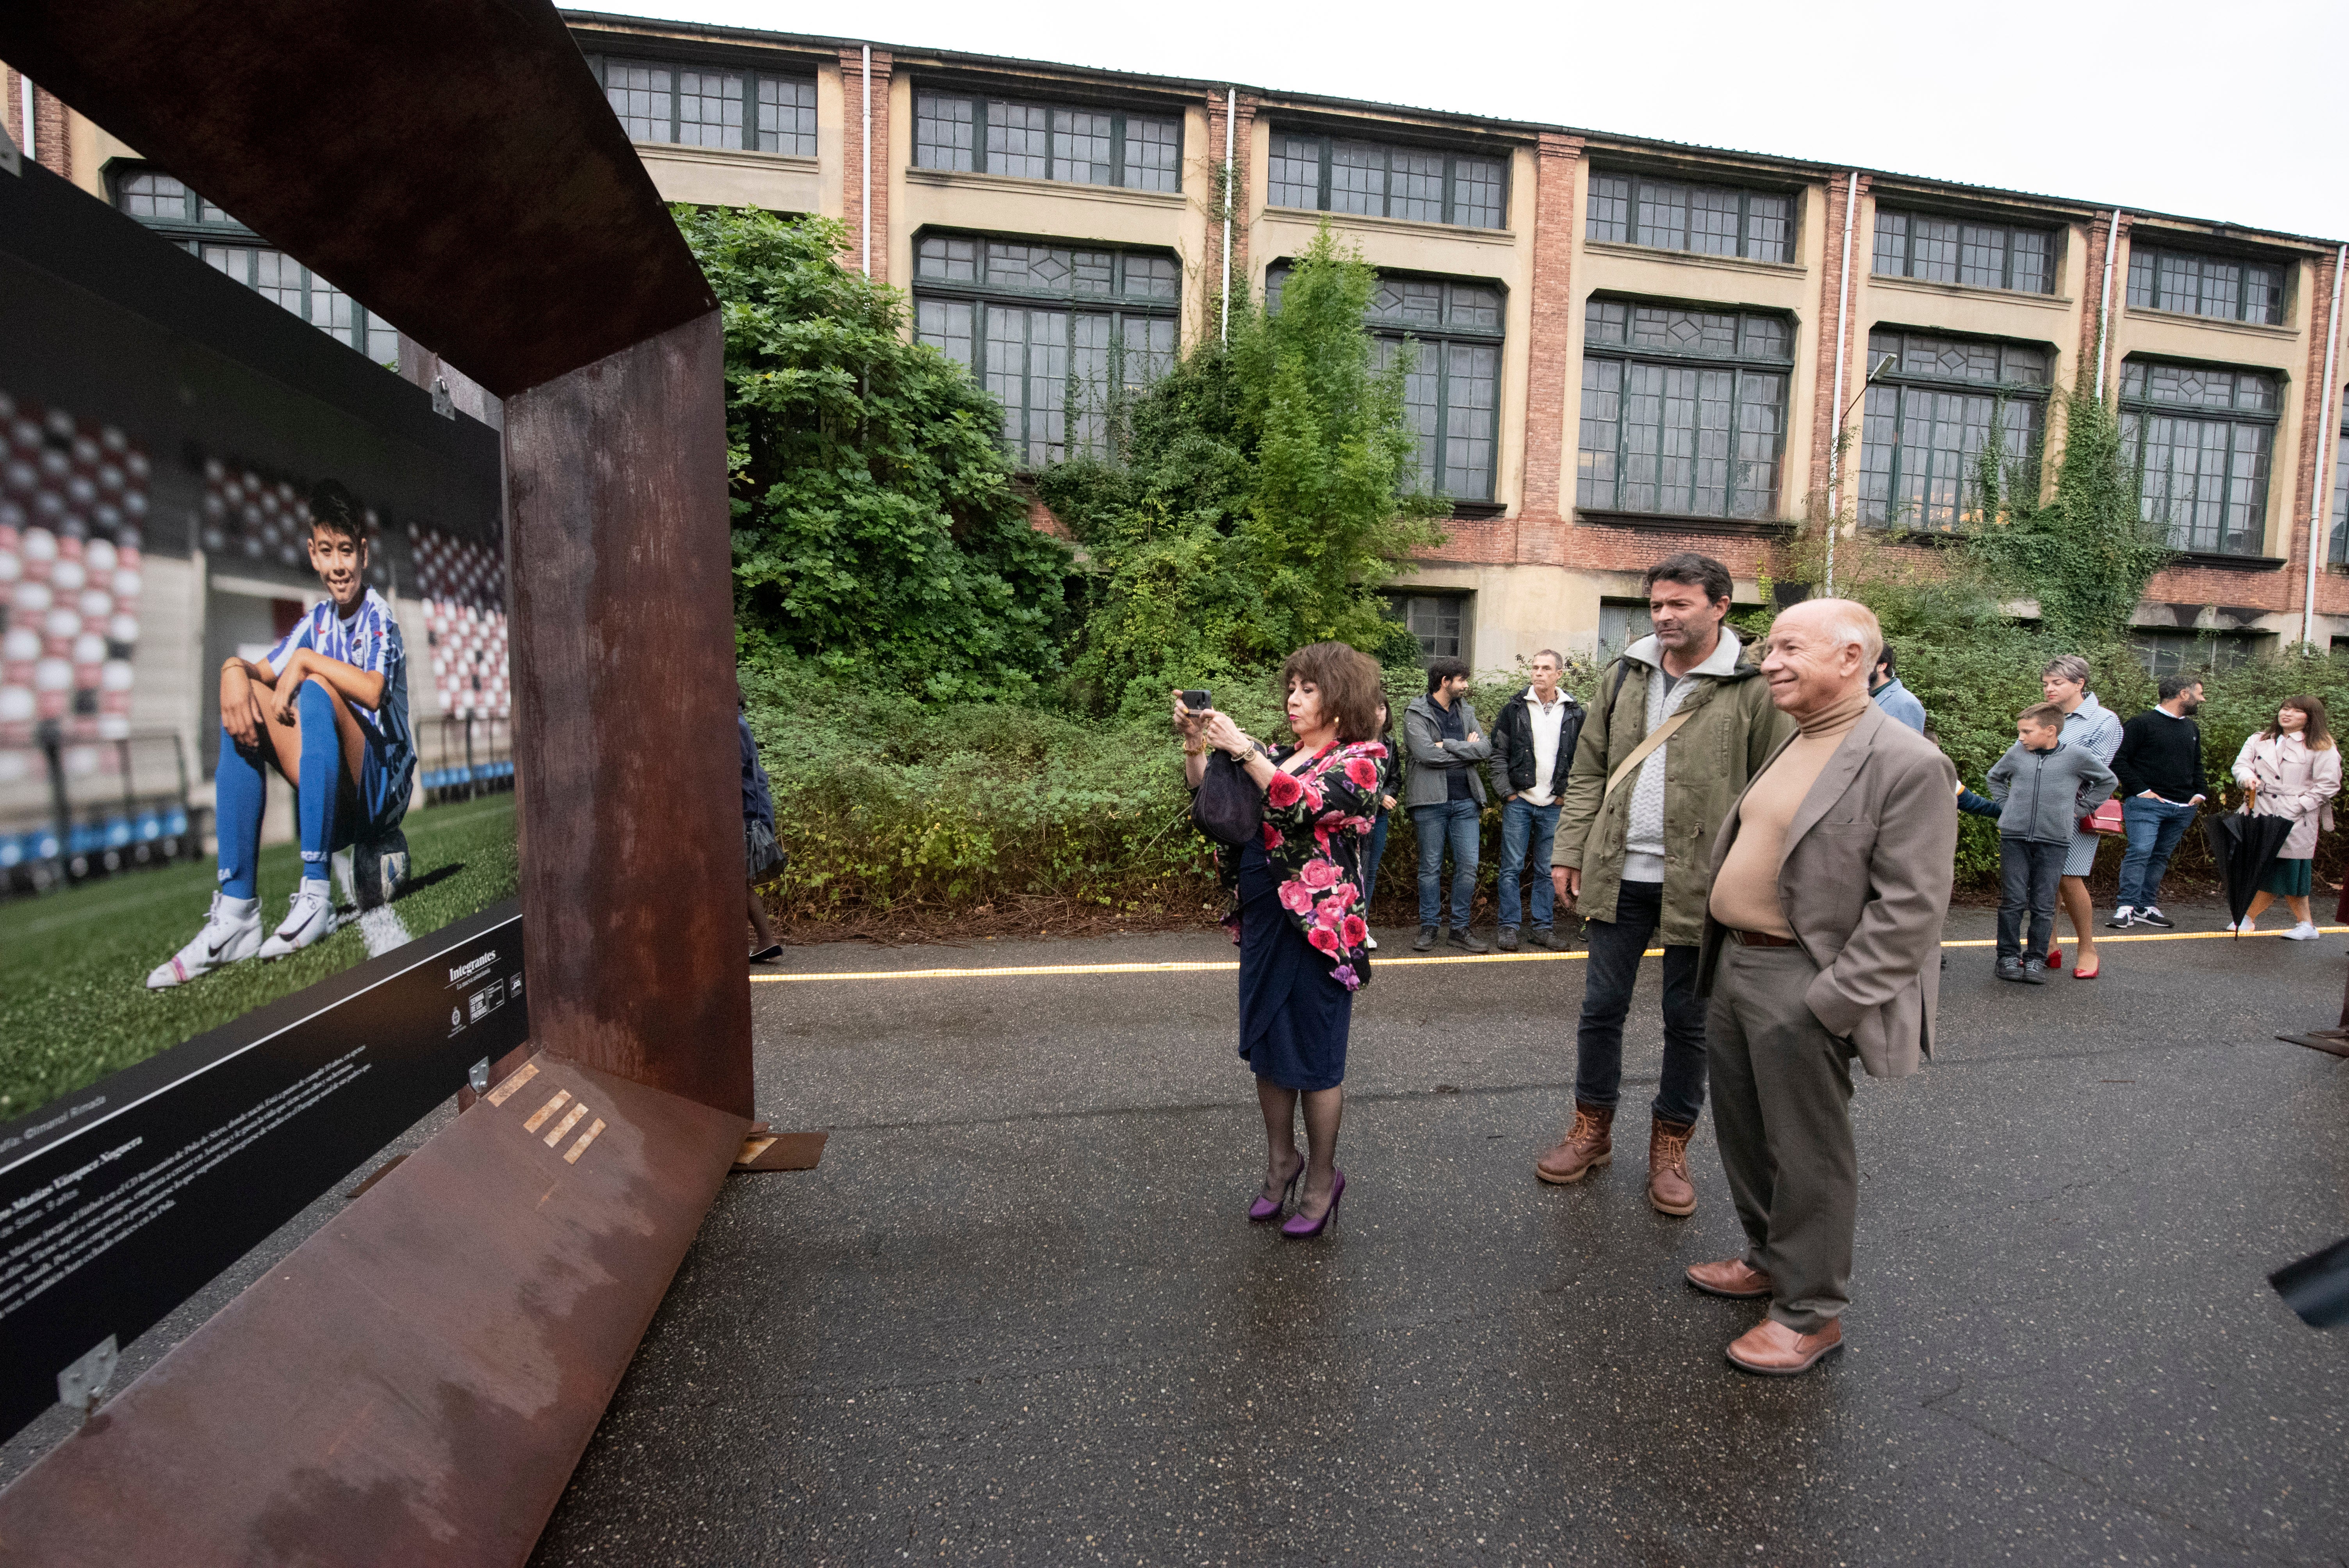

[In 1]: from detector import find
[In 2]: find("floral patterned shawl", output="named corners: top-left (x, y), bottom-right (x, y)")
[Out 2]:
top-left (1212, 739), bottom-right (1388, 992)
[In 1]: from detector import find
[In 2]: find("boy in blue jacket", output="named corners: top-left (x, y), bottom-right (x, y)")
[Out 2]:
top-left (1986, 702), bottom-right (2117, 984)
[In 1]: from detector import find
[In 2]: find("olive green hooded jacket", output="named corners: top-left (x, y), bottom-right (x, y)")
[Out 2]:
top-left (1554, 631), bottom-right (1793, 947)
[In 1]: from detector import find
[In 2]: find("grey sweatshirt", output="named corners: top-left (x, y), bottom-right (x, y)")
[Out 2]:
top-left (1985, 738), bottom-right (2117, 843)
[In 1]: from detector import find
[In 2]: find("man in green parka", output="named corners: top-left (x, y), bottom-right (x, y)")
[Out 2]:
top-left (1538, 552), bottom-right (1794, 1216)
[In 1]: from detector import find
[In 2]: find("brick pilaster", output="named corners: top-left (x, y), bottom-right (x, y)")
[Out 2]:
top-left (6, 69), bottom-right (69, 179)
top-left (2076, 209), bottom-right (2132, 394)
top-left (1806, 171), bottom-right (1870, 509)
top-left (2283, 248), bottom-right (2344, 630)
top-left (1519, 132), bottom-right (1585, 529)
top-left (839, 47), bottom-right (892, 283)
top-left (1203, 90), bottom-right (1256, 335)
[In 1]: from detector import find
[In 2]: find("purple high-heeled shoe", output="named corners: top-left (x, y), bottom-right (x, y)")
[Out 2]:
top-left (1281, 1168), bottom-right (1345, 1238)
top-left (1249, 1156), bottom-right (1305, 1222)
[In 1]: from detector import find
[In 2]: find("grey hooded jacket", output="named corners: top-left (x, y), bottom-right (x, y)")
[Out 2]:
top-left (1402, 693), bottom-right (1491, 809)
top-left (1985, 738), bottom-right (2117, 843)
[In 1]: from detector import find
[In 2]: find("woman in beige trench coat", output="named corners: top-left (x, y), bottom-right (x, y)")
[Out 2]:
top-left (2229, 695), bottom-right (2341, 939)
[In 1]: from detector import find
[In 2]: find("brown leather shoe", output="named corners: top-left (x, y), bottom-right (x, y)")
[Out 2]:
top-left (1647, 1115), bottom-right (1697, 1216)
top-left (1684, 1257), bottom-right (1773, 1299)
top-left (1535, 1102), bottom-right (1614, 1184)
top-left (1724, 1316), bottom-right (1843, 1376)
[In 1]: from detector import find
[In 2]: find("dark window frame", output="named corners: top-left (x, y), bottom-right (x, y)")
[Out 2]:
top-left (585, 52), bottom-right (820, 158)
top-left (2125, 240), bottom-right (2289, 326)
top-left (1584, 169), bottom-right (1796, 265)
top-left (2328, 390), bottom-right (2349, 566)
top-left (1857, 326), bottom-right (2053, 533)
top-left (910, 229), bottom-right (1184, 470)
top-left (107, 162), bottom-right (395, 363)
top-left (1576, 295), bottom-right (1796, 524)
top-left (2119, 355), bottom-right (2282, 558)
top-left (1265, 262), bottom-right (1508, 503)
top-left (1265, 130), bottom-right (1510, 231)
top-left (1385, 590), bottom-right (1473, 661)
top-left (912, 87), bottom-right (1183, 193)
top-left (1870, 207), bottom-right (2058, 295)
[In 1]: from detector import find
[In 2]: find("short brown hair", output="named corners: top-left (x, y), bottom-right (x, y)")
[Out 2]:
top-left (1282, 642), bottom-right (1383, 743)
top-left (2019, 702), bottom-right (2066, 731)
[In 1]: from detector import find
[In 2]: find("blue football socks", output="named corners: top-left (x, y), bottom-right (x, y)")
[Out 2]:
top-left (296, 680), bottom-right (342, 885)
top-left (213, 727), bottom-right (266, 901)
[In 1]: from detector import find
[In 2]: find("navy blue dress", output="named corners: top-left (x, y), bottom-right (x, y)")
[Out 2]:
top-left (1237, 838), bottom-right (1354, 1091)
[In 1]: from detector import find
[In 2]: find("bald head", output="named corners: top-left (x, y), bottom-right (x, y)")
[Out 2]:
top-left (1760, 598), bottom-right (1882, 720)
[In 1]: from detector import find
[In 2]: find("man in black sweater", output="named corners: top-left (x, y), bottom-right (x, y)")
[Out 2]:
top-left (2106, 675), bottom-right (2210, 929)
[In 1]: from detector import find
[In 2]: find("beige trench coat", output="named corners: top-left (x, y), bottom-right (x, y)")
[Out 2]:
top-left (2231, 732), bottom-right (2341, 859)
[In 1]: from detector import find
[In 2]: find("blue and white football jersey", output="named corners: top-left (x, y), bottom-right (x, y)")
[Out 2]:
top-left (264, 586), bottom-right (415, 818)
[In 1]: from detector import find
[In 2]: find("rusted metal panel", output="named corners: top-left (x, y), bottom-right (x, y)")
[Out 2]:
top-left (0, 1), bottom-right (713, 396)
top-left (0, 1056), bottom-right (747, 1567)
top-left (504, 311), bottom-right (754, 1117)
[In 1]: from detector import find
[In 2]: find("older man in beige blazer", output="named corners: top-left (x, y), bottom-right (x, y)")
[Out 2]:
top-left (1686, 598), bottom-right (1956, 1375)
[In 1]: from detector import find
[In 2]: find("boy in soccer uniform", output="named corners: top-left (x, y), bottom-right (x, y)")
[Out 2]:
top-left (149, 480), bottom-right (415, 988)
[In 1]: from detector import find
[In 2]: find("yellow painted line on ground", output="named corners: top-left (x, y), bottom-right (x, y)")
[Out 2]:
top-left (751, 925), bottom-right (2349, 983)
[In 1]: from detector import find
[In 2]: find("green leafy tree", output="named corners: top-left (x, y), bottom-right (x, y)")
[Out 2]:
top-left (681, 207), bottom-right (1071, 701)
top-left (1037, 228), bottom-right (1440, 715)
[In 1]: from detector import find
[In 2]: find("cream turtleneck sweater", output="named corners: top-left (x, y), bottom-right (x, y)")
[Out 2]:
top-left (1707, 686), bottom-right (1871, 939)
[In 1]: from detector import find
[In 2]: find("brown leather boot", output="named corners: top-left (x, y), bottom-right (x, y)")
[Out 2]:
top-left (1647, 1115), bottom-right (1697, 1216)
top-left (1535, 1103), bottom-right (1614, 1184)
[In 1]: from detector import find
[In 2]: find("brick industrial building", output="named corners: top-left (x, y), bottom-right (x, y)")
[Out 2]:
top-left (12, 13), bottom-right (2349, 681)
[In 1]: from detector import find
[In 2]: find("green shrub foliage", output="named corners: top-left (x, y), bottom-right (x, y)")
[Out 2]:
top-left (682, 207), bottom-right (1072, 702)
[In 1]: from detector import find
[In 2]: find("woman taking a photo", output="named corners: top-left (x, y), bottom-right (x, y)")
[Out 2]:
top-left (2228, 694), bottom-right (2340, 939)
top-left (1175, 643), bottom-right (1386, 1238)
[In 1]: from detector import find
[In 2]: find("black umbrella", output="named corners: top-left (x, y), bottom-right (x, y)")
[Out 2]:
top-left (2271, 1235), bottom-right (2349, 1327)
top-left (2203, 808), bottom-right (2294, 932)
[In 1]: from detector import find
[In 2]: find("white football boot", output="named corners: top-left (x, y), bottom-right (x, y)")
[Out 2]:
top-left (258, 882), bottom-right (339, 959)
top-left (146, 893), bottom-right (263, 989)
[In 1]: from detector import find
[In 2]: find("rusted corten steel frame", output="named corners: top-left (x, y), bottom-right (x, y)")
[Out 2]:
top-left (0, 2), bottom-right (754, 1560)
top-left (0, 0), bottom-right (753, 1114)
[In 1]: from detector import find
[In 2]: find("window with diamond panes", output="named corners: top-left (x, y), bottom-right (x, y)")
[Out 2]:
top-left (588, 55), bottom-right (817, 156)
top-left (2126, 244), bottom-right (2286, 326)
top-left (912, 234), bottom-right (1181, 467)
top-left (112, 167), bottom-right (397, 363)
top-left (1265, 133), bottom-right (1506, 230)
top-left (1576, 300), bottom-right (1792, 520)
top-left (1266, 266), bottom-right (1505, 501)
top-left (1871, 209), bottom-right (2053, 294)
top-left (913, 91), bottom-right (1181, 192)
top-left (1584, 173), bottom-right (1792, 264)
top-left (1857, 330), bottom-right (2050, 532)
top-left (2119, 359), bottom-right (2279, 556)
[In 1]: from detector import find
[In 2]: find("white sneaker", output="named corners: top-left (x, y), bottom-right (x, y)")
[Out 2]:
top-left (258, 884), bottom-right (339, 959)
top-left (2230, 918), bottom-right (2255, 935)
top-left (147, 893), bottom-right (263, 989)
top-left (2106, 905), bottom-right (2135, 929)
top-left (2282, 921), bottom-right (2322, 941)
top-left (1364, 934), bottom-right (1380, 951)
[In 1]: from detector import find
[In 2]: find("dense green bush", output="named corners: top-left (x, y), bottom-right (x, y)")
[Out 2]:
top-left (683, 207), bottom-right (1071, 702)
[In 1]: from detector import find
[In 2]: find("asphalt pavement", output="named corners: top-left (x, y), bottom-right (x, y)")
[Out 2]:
top-left (528, 901), bottom-right (2349, 1568)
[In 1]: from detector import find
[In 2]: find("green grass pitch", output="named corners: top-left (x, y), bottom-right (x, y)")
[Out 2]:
top-left (0, 793), bottom-right (519, 1122)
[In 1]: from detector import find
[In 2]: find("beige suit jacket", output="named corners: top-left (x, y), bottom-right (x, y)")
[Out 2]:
top-left (1698, 701), bottom-right (1958, 1080)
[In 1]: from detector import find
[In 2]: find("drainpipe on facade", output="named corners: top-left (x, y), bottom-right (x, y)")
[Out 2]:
top-left (2095, 209), bottom-right (2121, 397)
top-left (1220, 88), bottom-right (1234, 343)
top-left (860, 46), bottom-right (872, 277)
top-left (1823, 171), bottom-right (1859, 596)
top-left (16, 73), bottom-right (31, 164)
top-left (2301, 243), bottom-right (2346, 647)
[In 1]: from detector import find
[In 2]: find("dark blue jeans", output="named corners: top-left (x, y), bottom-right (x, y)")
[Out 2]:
top-left (1574, 878), bottom-right (1707, 1125)
top-left (1412, 799), bottom-right (1480, 929)
top-left (1997, 838), bottom-right (2066, 960)
top-left (1496, 796), bottom-right (1560, 930)
top-left (1359, 809), bottom-right (1391, 912)
top-left (2116, 795), bottom-right (2196, 910)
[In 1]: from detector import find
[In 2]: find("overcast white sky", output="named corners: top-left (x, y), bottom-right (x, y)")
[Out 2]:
top-left (602, 0), bottom-right (2349, 240)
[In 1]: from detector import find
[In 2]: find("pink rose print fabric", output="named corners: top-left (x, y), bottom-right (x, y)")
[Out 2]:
top-left (1206, 738), bottom-right (1387, 991)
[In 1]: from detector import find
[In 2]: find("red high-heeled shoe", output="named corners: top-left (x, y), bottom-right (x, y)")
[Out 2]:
top-left (1281, 1169), bottom-right (1345, 1238)
top-left (2045, 944), bottom-right (2064, 969)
